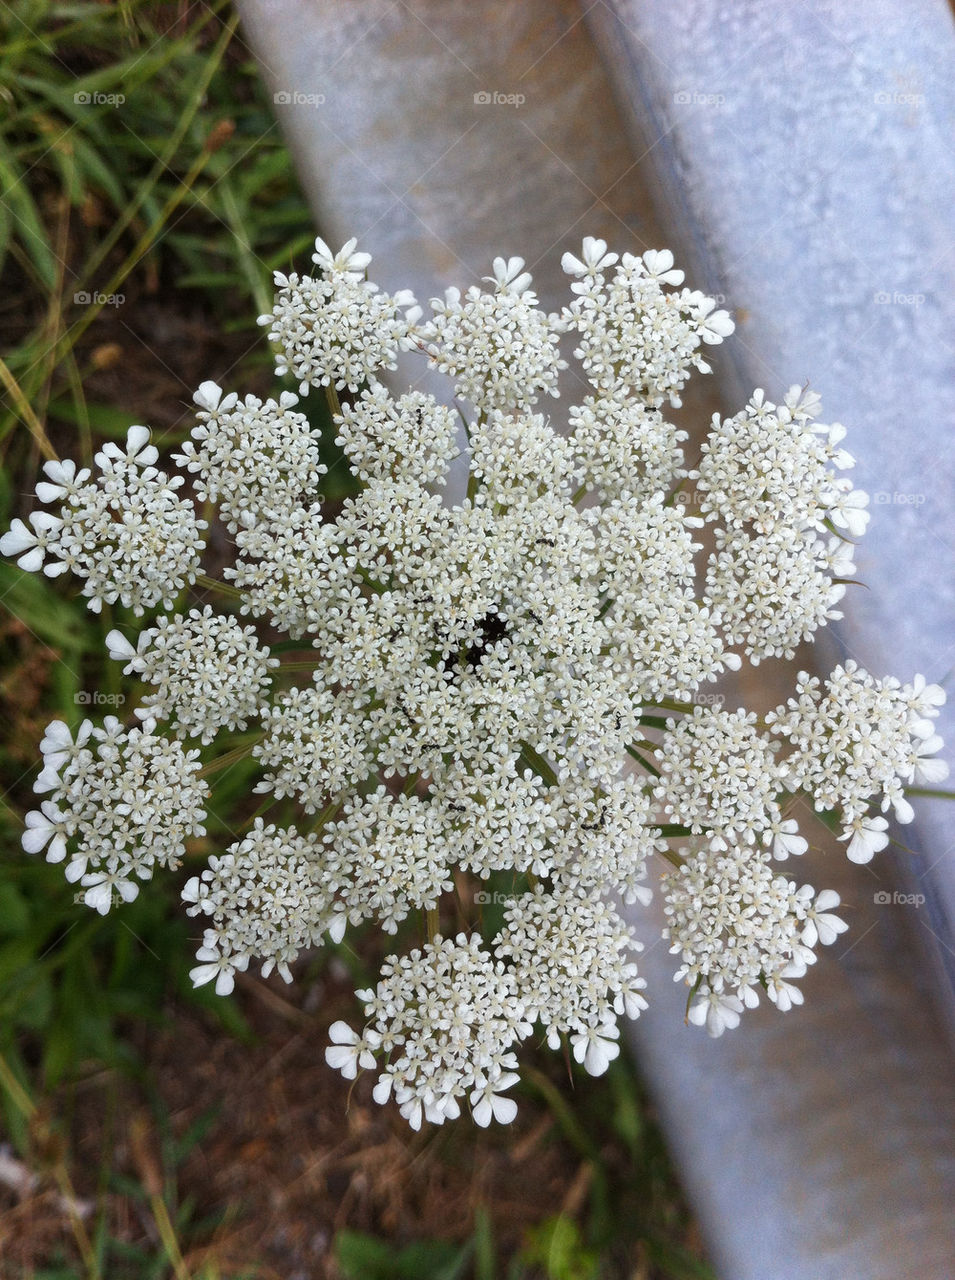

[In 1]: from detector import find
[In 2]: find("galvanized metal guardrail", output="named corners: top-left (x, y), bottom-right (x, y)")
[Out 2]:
top-left (236, 3), bottom-right (955, 1274)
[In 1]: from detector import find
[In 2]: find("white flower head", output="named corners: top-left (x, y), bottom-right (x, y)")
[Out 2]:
top-left (4, 232), bottom-right (945, 1128)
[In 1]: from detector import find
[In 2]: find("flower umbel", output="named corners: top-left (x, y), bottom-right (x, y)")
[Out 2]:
top-left (5, 236), bottom-right (947, 1127)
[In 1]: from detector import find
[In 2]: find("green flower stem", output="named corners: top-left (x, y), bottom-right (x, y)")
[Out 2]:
top-left (324, 382), bottom-right (342, 419)
top-left (519, 741), bottom-right (558, 786)
top-left (195, 574), bottom-right (242, 599)
top-left (649, 697), bottom-right (697, 714)
top-left (657, 846), bottom-right (688, 870)
top-left (625, 744), bottom-right (660, 776)
top-left (198, 739), bottom-right (260, 779)
top-left (310, 798), bottom-right (343, 837)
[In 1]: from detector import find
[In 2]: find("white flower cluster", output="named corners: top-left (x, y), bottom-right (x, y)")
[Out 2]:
top-left (328, 934), bottom-right (530, 1129)
top-left (768, 663), bottom-right (948, 860)
top-left (334, 385), bottom-right (457, 486)
top-left (561, 243), bottom-right (733, 407)
top-left (654, 708), bottom-right (801, 857)
top-left (323, 788), bottom-right (454, 934)
top-left (569, 396), bottom-right (687, 502)
top-left (1, 427), bottom-right (206, 614)
top-left (23, 717), bottom-right (207, 913)
top-left (105, 606), bottom-right (279, 745)
top-left (183, 819), bottom-right (345, 992)
top-left (663, 850), bottom-right (848, 1036)
top-left (173, 382), bottom-right (327, 532)
top-left (422, 256), bottom-right (566, 412)
top-left (495, 886), bottom-right (647, 1074)
top-left (6, 235), bottom-right (948, 1127)
top-left (693, 387), bottom-right (868, 662)
top-left (258, 236), bottom-right (418, 394)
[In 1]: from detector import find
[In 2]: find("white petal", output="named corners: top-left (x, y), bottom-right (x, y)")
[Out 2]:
top-left (214, 969), bottom-right (235, 996)
top-left (17, 547), bottom-right (46, 573)
top-left (194, 381), bottom-right (223, 412)
top-left (34, 766), bottom-right (62, 794)
top-left (35, 482), bottom-right (66, 503)
top-left (325, 1045), bottom-right (359, 1078)
top-left (328, 1020), bottom-right (359, 1046)
top-left (126, 425), bottom-right (152, 455)
top-left (22, 810), bottom-right (55, 854)
top-left (561, 251), bottom-right (587, 276)
top-left (64, 857), bottom-right (88, 883)
top-left (1, 519), bottom-right (37, 555)
top-left (893, 795), bottom-right (915, 824)
top-left (189, 962), bottom-right (220, 989)
top-left (701, 309), bottom-right (735, 339)
top-left (472, 1096), bottom-right (492, 1127)
top-left (40, 720), bottom-right (72, 752)
top-left (105, 629), bottom-right (136, 661)
top-left (181, 876), bottom-right (202, 904)
top-left (83, 882), bottom-right (113, 914)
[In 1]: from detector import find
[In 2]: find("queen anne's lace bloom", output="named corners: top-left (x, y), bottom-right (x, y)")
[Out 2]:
top-left (183, 819), bottom-right (345, 989)
top-left (5, 235), bottom-right (948, 1121)
top-left (705, 524), bottom-right (847, 662)
top-left (173, 382), bottom-right (326, 531)
top-left (494, 886), bottom-right (647, 1073)
top-left (323, 788), bottom-right (454, 933)
top-left (421, 256), bottom-right (566, 413)
top-left (662, 846), bottom-right (847, 1036)
top-left (1, 426), bottom-right (206, 615)
top-left (654, 708), bottom-right (792, 853)
top-left (332, 934), bottom-right (530, 1129)
top-left (691, 388), bottom-right (863, 535)
top-left (106, 607), bottom-right (278, 745)
top-left (767, 662), bottom-right (948, 844)
top-left (258, 237), bottom-right (418, 394)
top-left (562, 244), bottom-right (733, 408)
top-left (334, 385), bottom-right (457, 486)
top-left (24, 716), bottom-right (207, 913)
top-left (569, 395), bottom-right (687, 502)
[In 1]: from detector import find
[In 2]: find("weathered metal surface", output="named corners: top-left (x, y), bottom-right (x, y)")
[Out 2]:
top-left (588, 0), bottom-right (955, 1023)
top-left (235, 0), bottom-right (670, 434)
top-left (236, 3), bottom-right (955, 1276)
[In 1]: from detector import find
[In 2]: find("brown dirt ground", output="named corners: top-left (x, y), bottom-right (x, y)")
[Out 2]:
top-left (0, 961), bottom-right (707, 1279)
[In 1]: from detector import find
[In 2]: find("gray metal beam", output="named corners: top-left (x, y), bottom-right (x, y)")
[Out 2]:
top-left (235, 4), bottom-right (955, 1276)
